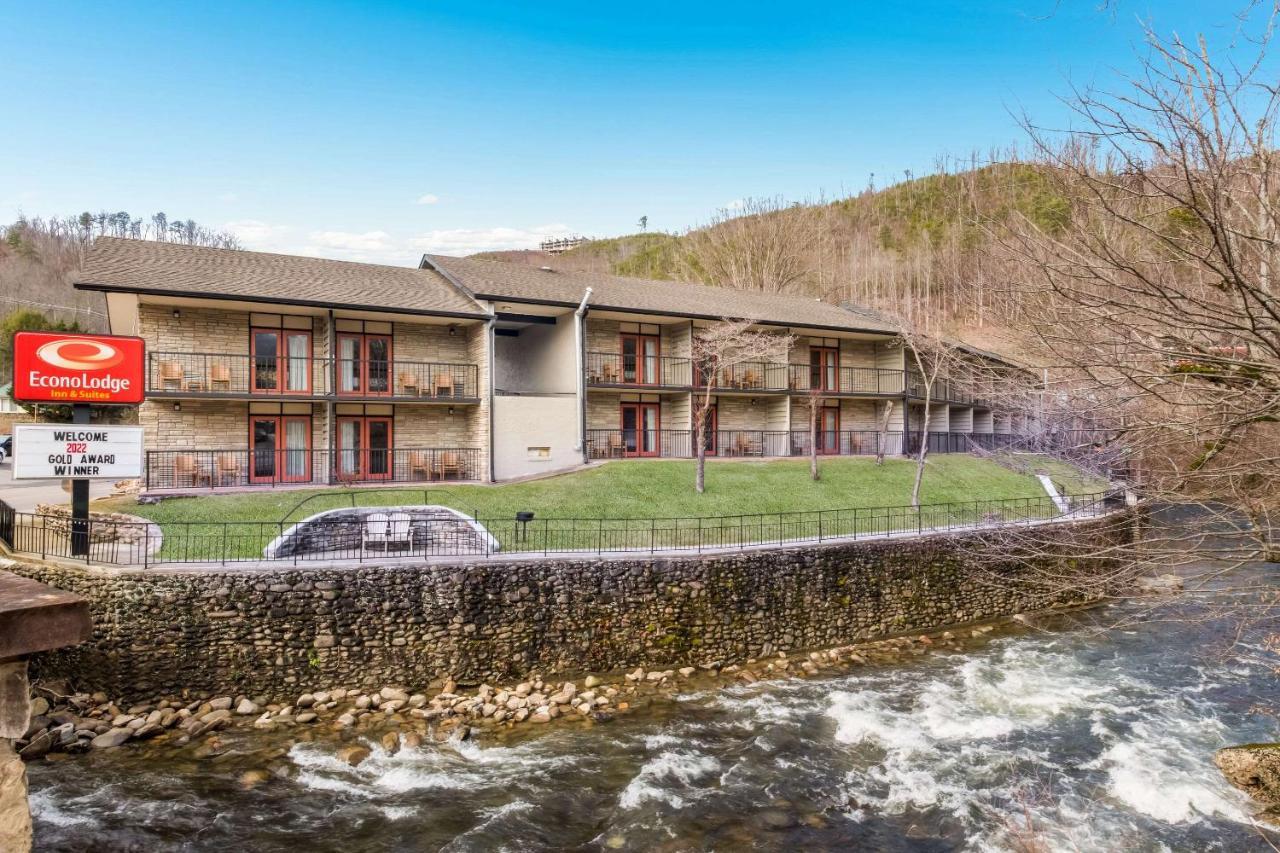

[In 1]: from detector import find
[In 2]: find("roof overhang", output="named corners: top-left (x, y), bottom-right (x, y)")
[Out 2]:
top-left (74, 281), bottom-right (491, 322)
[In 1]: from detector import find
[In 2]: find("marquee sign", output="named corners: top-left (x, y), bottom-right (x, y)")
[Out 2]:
top-left (12, 425), bottom-right (144, 480)
top-left (12, 332), bottom-right (145, 405)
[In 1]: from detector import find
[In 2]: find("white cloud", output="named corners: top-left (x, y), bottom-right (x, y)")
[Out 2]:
top-left (223, 219), bottom-right (291, 246)
top-left (725, 198), bottom-right (745, 211)
top-left (415, 193), bottom-right (440, 205)
top-left (307, 230), bottom-right (394, 252)
top-left (408, 224), bottom-right (573, 255)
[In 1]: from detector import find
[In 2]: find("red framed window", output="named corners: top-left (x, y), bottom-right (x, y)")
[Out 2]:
top-left (337, 334), bottom-right (392, 397)
top-left (249, 415), bottom-right (312, 483)
top-left (809, 345), bottom-right (839, 392)
top-left (620, 402), bottom-right (661, 457)
top-left (251, 328), bottom-right (312, 394)
top-left (336, 416), bottom-right (393, 481)
top-left (620, 334), bottom-right (661, 385)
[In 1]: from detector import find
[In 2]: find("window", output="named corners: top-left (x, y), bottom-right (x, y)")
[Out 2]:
top-left (337, 333), bottom-right (392, 396)
top-left (251, 327), bottom-right (312, 394)
top-left (809, 339), bottom-right (840, 392)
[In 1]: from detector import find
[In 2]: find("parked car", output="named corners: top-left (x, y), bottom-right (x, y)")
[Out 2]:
top-left (0, 434), bottom-right (11, 463)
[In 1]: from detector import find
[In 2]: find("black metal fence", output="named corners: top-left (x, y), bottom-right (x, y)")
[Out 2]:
top-left (0, 491), bottom-right (1115, 568)
top-left (144, 448), bottom-right (483, 490)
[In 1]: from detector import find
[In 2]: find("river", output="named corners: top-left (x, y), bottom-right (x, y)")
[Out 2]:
top-left (26, 571), bottom-right (1280, 851)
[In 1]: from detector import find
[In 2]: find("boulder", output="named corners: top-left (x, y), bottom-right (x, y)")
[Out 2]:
top-left (90, 728), bottom-right (132, 749)
top-left (338, 745), bottom-right (371, 767)
top-left (1215, 744), bottom-right (1280, 811)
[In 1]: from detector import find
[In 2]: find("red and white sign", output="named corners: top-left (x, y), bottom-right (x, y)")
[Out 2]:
top-left (13, 332), bottom-right (145, 405)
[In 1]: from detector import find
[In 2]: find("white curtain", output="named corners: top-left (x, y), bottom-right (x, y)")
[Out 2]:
top-left (287, 334), bottom-right (309, 391)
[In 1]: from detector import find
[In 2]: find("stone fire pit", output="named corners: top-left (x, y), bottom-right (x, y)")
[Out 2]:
top-left (263, 506), bottom-right (499, 560)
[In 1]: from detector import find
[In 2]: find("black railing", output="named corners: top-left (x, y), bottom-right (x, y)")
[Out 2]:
top-left (786, 365), bottom-right (906, 395)
top-left (584, 352), bottom-right (693, 387)
top-left (146, 352), bottom-right (478, 400)
top-left (584, 429), bottom-right (694, 459)
top-left (144, 448), bottom-right (482, 490)
top-left (0, 491), bottom-right (1115, 566)
top-left (790, 430), bottom-right (905, 456)
top-left (904, 373), bottom-right (991, 408)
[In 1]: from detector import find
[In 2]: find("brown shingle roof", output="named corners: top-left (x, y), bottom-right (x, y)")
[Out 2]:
top-left (76, 238), bottom-right (488, 318)
top-left (424, 254), bottom-right (899, 334)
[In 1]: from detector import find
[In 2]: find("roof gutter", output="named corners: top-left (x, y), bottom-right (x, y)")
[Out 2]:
top-left (71, 282), bottom-right (491, 322)
top-left (574, 287), bottom-right (593, 456)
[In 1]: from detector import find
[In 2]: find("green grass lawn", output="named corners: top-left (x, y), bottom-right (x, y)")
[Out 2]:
top-left (95, 455), bottom-right (1106, 560)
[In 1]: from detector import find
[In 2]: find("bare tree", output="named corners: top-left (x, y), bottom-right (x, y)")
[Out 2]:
top-left (678, 197), bottom-right (826, 294)
top-left (898, 330), bottom-right (967, 507)
top-left (874, 400), bottom-right (895, 466)
top-left (690, 320), bottom-right (793, 493)
top-left (800, 384), bottom-right (830, 481)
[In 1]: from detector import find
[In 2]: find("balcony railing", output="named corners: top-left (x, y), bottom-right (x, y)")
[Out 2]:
top-left (785, 365), bottom-right (906, 395)
top-left (584, 352), bottom-right (693, 388)
top-left (146, 352), bottom-right (478, 400)
top-left (144, 448), bottom-right (482, 490)
top-left (905, 373), bottom-right (991, 407)
top-left (584, 429), bottom-right (694, 459)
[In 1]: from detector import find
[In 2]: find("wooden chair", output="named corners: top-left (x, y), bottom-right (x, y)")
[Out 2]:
top-left (742, 369), bottom-right (761, 389)
top-left (437, 451), bottom-right (463, 479)
top-left (399, 372), bottom-right (420, 396)
top-left (408, 451), bottom-right (432, 480)
top-left (735, 434), bottom-right (751, 456)
top-left (608, 433), bottom-right (624, 458)
top-left (159, 361), bottom-right (187, 391)
top-left (601, 362), bottom-right (620, 383)
top-left (173, 454), bottom-right (210, 488)
top-left (386, 512), bottom-right (413, 551)
top-left (209, 363), bottom-right (232, 391)
top-left (214, 454), bottom-right (242, 486)
top-left (433, 372), bottom-right (455, 397)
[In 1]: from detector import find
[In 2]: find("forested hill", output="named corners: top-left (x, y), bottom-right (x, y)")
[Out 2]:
top-left (474, 163), bottom-right (1073, 350)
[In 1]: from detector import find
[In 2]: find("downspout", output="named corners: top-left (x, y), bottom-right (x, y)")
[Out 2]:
top-left (574, 287), bottom-right (594, 460)
top-left (487, 313), bottom-right (496, 483)
top-left (327, 309), bottom-right (336, 484)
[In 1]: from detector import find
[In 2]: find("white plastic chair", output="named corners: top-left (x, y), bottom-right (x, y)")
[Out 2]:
top-left (363, 512), bottom-right (390, 551)
top-left (386, 512), bottom-right (412, 550)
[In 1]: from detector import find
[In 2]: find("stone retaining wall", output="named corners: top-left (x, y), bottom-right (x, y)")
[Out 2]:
top-left (7, 513), bottom-right (1131, 700)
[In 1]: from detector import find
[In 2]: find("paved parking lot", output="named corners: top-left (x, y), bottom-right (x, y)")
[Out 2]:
top-left (0, 460), bottom-right (114, 512)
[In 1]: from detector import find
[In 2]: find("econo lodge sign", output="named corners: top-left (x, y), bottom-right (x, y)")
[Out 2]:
top-left (13, 332), bottom-right (145, 405)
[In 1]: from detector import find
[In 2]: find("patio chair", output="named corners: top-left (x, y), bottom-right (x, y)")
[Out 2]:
top-left (173, 454), bottom-right (210, 488)
top-left (437, 451), bottom-right (463, 480)
top-left (742, 369), bottom-right (761, 389)
top-left (433, 372), bottom-right (455, 397)
top-left (601, 362), bottom-right (620, 383)
top-left (159, 361), bottom-right (188, 391)
top-left (363, 512), bottom-right (391, 551)
top-left (386, 512), bottom-right (413, 551)
top-left (399, 371), bottom-right (420, 396)
top-left (209, 363), bottom-right (232, 391)
top-left (214, 454), bottom-right (242, 486)
top-left (608, 433), bottom-right (624, 458)
top-left (408, 450), bottom-right (433, 480)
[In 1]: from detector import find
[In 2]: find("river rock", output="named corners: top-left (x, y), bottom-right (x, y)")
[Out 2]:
top-left (1215, 744), bottom-right (1280, 811)
top-left (380, 687), bottom-right (409, 703)
top-left (337, 745), bottom-right (371, 766)
top-left (91, 728), bottom-right (131, 749)
top-left (29, 697), bottom-right (49, 717)
top-left (381, 731), bottom-right (400, 755)
top-left (236, 699), bottom-right (260, 715)
top-left (209, 697), bottom-right (233, 711)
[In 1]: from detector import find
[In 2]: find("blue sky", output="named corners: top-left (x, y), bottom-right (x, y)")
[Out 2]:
top-left (0, 0), bottom-right (1234, 263)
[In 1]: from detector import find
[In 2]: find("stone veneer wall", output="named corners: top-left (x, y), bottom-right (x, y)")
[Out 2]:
top-left (11, 514), bottom-right (1129, 700)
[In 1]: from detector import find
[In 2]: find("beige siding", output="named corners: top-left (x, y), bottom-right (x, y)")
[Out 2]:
top-left (950, 406), bottom-right (974, 433)
top-left (392, 321), bottom-right (471, 364)
top-left (465, 323), bottom-right (491, 479)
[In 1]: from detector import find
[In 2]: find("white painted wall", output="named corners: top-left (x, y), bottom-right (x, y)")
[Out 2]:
top-left (492, 395), bottom-right (582, 480)
top-left (493, 314), bottom-right (576, 395)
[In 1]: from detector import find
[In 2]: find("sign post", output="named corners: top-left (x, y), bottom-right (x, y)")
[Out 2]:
top-left (11, 332), bottom-right (146, 557)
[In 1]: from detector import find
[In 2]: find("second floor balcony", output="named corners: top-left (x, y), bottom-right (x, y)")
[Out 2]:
top-left (147, 351), bottom-right (479, 401)
top-left (584, 351), bottom-right (908, 395)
